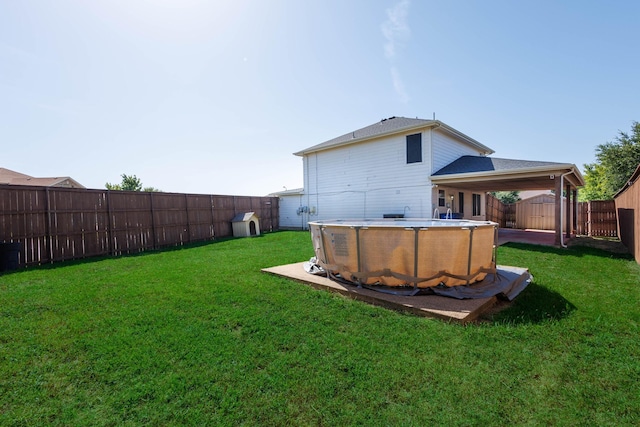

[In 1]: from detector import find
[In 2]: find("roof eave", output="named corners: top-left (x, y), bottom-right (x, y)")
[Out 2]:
top-left (435, 122), bottom-right (495, 155)
top-left (432, 164), bottom-right (585, 187)
top-left (293, 121), bottom-right (436, 156)
top-left (269, 188), bottom-right (304, 196)
top-left (293, 120), bottom-right (495, 157)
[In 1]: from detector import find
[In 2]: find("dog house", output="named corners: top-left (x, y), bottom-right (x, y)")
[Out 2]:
top-left (231, 212), bottom-right (261, 237)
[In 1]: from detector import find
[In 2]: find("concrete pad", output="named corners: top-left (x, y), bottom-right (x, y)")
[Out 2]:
top-left (262, 262), bottom-right (531, 323)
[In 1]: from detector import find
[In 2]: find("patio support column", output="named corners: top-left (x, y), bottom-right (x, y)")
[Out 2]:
top-left (566, 183), bottom-right (572, 239)
top-left (572, 189), bottom-right (578, 234)
top-left (555, 176), bottom-right (562, 245)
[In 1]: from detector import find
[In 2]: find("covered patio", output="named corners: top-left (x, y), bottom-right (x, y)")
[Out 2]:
top-left (431, 156), bottom-right (585, 246)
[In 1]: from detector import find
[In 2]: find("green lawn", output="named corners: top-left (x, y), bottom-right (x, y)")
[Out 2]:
top-left (1, 231), bottom-right (639, 426)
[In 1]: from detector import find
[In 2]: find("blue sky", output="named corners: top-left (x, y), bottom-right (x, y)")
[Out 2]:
top-left (1, 0), bottom-right (639, 195)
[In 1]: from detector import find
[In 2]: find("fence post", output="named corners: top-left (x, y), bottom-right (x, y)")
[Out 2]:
top-left (45, 187), bottom-right (53, 263)
top-left (149, 192), bottom-right (157, 250)
top-left (106, 190), bottom-right (114, 255)
top-left (571, 190), bottom-right (578, 235)
top-left (210, 195), bottom-right (216, 239)
top-left (587, 201), bottom-right (592, 237)
top-left (184, 194), bottom-right (191, 243)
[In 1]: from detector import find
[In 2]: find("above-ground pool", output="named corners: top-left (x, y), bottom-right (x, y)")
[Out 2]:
top-left (309, 219), bottom-right (498, 290)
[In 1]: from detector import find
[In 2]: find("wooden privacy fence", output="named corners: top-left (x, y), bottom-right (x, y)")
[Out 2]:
top-left (485, 193), bottom-right (516, 228)
top-left (576, 200), bottom-right (617, 238)
top-left (615, 164), bottom-right (640, 263)
top-left (487, 194), bottom-right (617, 237)
top-left (0, 185), bottom-right (279, 267)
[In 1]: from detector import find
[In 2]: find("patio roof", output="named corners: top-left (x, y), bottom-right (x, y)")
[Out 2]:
top-left (431, 156), bottom-right (585, 191)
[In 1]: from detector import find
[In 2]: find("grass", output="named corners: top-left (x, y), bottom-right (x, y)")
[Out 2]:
top-left (1, 231), bottom-right (639, 426)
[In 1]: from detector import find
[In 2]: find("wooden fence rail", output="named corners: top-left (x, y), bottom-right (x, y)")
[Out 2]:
top-left (615, 164), bottom-right (640, 263)
top-left (485, 193), bottom-right (516, 228)
top-left (487, 194), bottom-right (617, 238)
top-left (0, 185), bottom-right (279, 267)
top-left (577, 200), bottom-right (617, 238)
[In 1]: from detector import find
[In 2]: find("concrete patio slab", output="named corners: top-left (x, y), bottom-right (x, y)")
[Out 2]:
top-left (498, 228), bottom-right (556, 246)
top-left (262, 262), bottom-right (531, 323)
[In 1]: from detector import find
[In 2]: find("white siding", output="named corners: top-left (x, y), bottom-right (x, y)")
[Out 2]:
top-left (432, 129), bottom-right (485, 173)
top-left (302, 131), bottom-right (433, 226)
top-left (300, 125), bottom-right (489, 227)
top-left (278, 193), bottom-right (306, 229)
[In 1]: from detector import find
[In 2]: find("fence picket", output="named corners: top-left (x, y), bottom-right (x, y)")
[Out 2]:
top-left (488, 194), bottom-right (618, 238)
top-left (0, 185), bottom-right (279, 267)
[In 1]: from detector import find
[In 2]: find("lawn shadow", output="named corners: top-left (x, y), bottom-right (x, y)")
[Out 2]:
top-left (481, 282), bottom-right (577, 325)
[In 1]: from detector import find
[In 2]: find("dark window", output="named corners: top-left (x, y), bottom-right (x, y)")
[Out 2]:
top-left (406, 133), bottom-right (422, 164)
top-left (473, 193), bottom-right (482, 216)
top-left (438, 189), bottom-right (445, 207)
top-left (458, 192), bottom-right (464, 214)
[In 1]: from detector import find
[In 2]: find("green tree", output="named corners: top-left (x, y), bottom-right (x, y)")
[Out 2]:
top-left (579, 163), bottom-right (611, 201)
top-left (106, 174), bottom-right (160, 192)
top-left (581, 122), bottom-right (640, 201)
top-left (490, 191), bottom-right (520, 204)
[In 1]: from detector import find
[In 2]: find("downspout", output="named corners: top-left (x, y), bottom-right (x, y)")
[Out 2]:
top-left (559, 169), bottom-right (574, 248)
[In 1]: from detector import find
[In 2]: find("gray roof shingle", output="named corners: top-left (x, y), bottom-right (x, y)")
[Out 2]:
top-left (432, 156), bottom-right (570, 176)
top-left (295, 116), bottom-right (430, 155)
top-left (294, 116), bottom-right (493, 156)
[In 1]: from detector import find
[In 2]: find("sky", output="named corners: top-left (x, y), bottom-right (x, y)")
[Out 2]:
top-left (1, 0), bottom-right (639, 196)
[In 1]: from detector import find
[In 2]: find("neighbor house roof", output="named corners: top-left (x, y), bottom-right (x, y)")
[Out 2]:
top-left (268, 187), bottom-right (304, 197)
top-left (431, 156), bottom-right (585, 191)
top-left (0, 167), bottom-right (86, 189)
top-left (294, 116), bottom-right (494, 156)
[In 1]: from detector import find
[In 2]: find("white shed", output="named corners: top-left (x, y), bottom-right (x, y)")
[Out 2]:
top-left (231, 212), bottom-right (260, 237)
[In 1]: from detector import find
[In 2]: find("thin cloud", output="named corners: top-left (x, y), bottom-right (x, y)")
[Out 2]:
top-left (391, 66), bottom-right (409, 103)
top-left (381, 0), bottom-right (411, 103)
top-left (381, 0), bottom-right (410, 60)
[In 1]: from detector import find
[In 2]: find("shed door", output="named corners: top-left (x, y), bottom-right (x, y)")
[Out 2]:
top-left (525, 202), bottom-right (555, 230)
